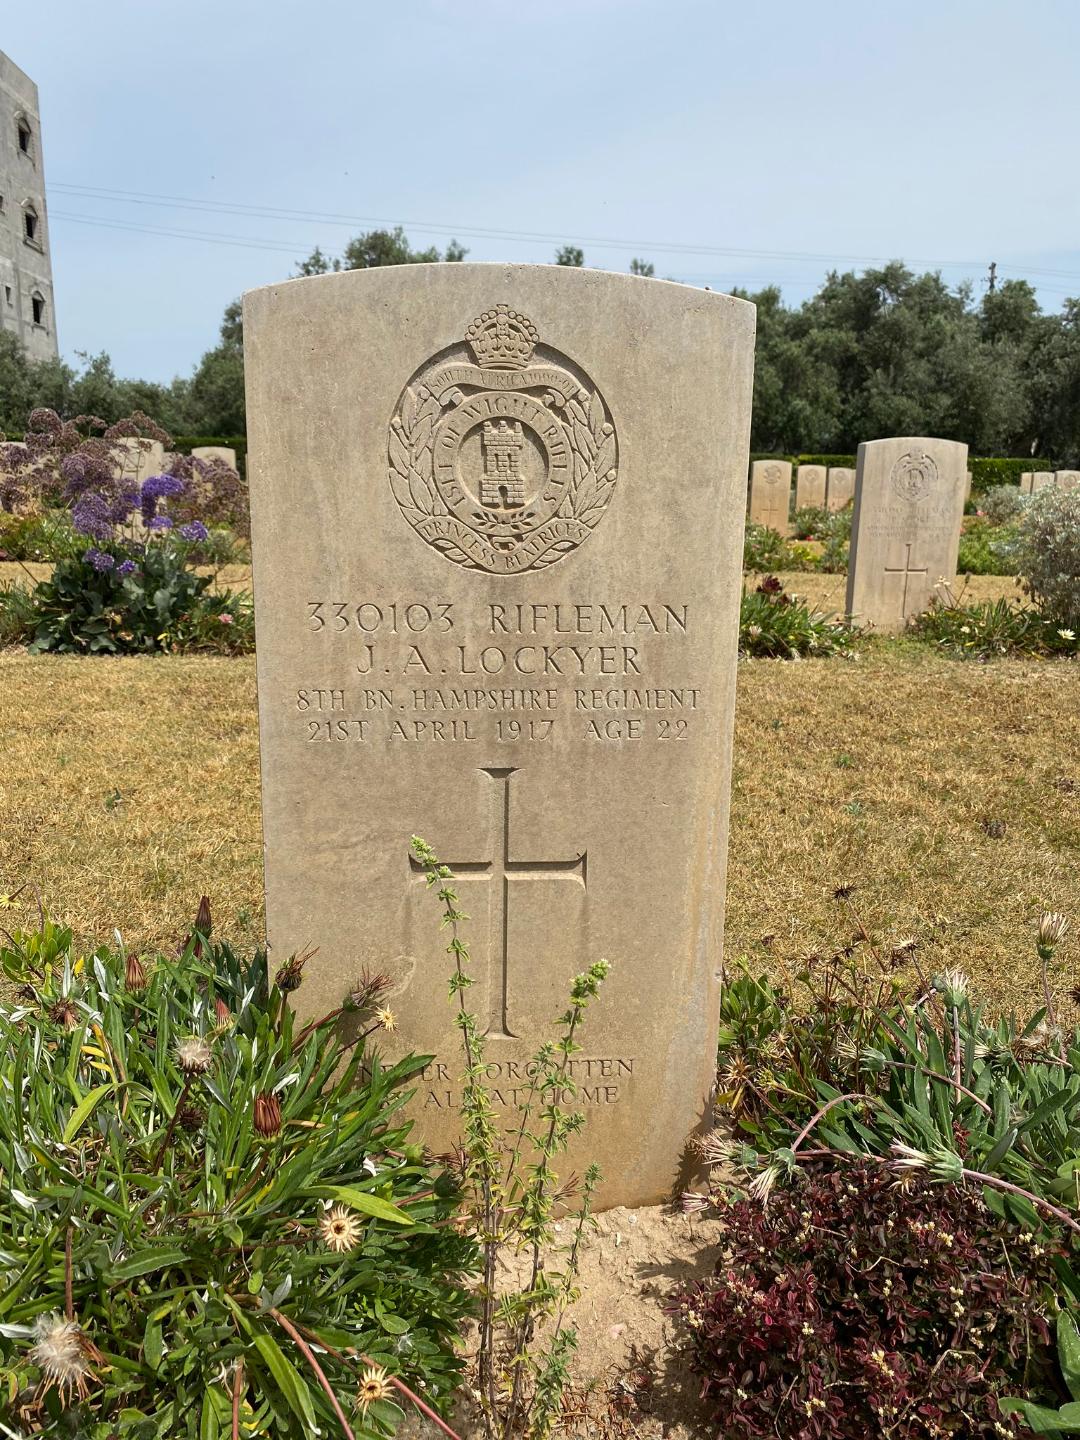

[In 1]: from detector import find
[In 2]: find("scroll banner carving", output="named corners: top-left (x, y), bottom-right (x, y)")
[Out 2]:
top-left (388, 305), bottom-right (619, 574)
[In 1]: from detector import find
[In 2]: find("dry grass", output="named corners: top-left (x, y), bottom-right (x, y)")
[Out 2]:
top-left (2, 564), bottom-right (1023, 611)
top-left (0, 638), bottom-right (1076, 1016)
top-left (751, 571), bottom-right (1022, 616)
top-left (0, 561), bottom-right (252, 591)
top-left (0, 653), bottom-right (262, 957)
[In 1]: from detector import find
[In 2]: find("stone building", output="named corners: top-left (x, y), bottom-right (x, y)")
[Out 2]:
top-left (0, 50), bottom-right (57, 361)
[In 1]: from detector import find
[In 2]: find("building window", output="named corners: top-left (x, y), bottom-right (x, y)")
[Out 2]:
top-left (31, 293), bottom-right (45, 326)
top-left (24, 207), bottom-right (37, 243)
top-left (4, 286), bottom-right (11, 306)
top-left (17, 120), bottom-right (31, 155)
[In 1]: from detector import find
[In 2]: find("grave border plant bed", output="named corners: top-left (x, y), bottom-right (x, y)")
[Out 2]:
top-left (0, 903), bottom-right (478, 1438)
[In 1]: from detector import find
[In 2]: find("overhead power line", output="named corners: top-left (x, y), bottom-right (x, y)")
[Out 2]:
top-left (50, 180), bottom-right (1080, 283)
top-left (49, 211), bottom-right (312, 256)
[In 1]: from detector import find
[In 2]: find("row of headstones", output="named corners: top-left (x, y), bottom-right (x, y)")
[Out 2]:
top-left (110, 438), bottom-right (238, 482)
top-left (750, 440), bottom-right (975, 631)
top-left (1021, 471), bottom-right (1079, 493)
top-left (748, 459), bottom-right (975, 534)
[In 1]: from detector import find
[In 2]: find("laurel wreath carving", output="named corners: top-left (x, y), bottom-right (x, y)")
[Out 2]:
top-left (388, 382), bottom-right (618, 540)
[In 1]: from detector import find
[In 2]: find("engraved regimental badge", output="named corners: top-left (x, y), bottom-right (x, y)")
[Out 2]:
top-left (890, 448), bottom-right (938, 502)
top-left (388, 305), bottom-right (619, 573)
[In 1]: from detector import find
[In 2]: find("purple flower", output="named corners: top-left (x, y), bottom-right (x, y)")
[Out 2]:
top-left (72, 493), bottom-right (115, 540)
top-left (116, 559), bottom-right (137, 578)
top-left (179, 520), bottom-right (209, 543)
top-left (83, 548), bottom-right (116, 572)
top-left (147, 514), bottom-right (173, 531)
top-left (141, 473), bottom-right (185, 500)
top-left (140, 472), bottom-right (185, 525)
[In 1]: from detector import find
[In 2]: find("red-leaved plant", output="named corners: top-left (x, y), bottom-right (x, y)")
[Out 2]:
top-left (671, 1161), bottom-right (1063, 1438)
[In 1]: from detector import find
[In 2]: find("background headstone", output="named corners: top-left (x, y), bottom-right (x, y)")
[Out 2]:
top-left (244, 264), bottom-right (756, 1208)
top-left (1055, 470), bottom-right (1079, 493)
top-left (1031, 471), bottom-right (1055, 493)
top-left (964, 469), bottom-right (973, 500)
top-left (192, 445), bottom-right (238, 469)
top-left (111, 437), bottom-right (165, 484)
top-left (846, 436), bottom-right (968, 632)
top-left (826, 466), bottom-right (855, 511)
top-left (748, 459), bottom-right (791, 534)
top-left (795, 464), bottom-right (826, 511)
top-left (1020, 472), bottom-right (1033, 494)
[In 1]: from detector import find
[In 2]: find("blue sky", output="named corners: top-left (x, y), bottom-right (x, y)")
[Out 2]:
top-left (9, 0), bottom-right (1080, 382)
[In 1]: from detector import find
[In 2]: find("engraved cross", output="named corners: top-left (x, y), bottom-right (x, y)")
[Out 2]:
top-left (409, 767), bottom-right (587, 1039)
top-left (883, 542), bottom-right (929, 619)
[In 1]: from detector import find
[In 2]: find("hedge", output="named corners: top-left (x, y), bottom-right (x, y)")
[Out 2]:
top-left (969, 457), bottom-right (1054, 490)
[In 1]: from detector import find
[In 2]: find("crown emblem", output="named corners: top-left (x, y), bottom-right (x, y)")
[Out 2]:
top-left (465, 304), bottom-right (539, 370)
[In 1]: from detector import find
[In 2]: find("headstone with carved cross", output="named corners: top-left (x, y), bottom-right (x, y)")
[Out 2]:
top-left (748, 459), bottom-right (791, 534)
top-left (795, 464), bottom-right (826, 512)
top-left (243, 265), bottom-right (756, 1208)
top-left (845, 437), bottom-right (968, 632)
top-left (1056, 471), bottom-right (1080, 493)
top-left (826, 467), bottom-right (856, 513)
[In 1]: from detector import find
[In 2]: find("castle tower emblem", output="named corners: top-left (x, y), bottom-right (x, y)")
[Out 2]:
top-left (480, 419), bottom-right (526, 507)
top-left (388, 304), bottom-right (619, 574)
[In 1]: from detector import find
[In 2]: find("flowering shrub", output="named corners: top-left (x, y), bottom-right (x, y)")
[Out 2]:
top-left (170, 452), bottom-right (250, 539)
top-left (671, 1162), bottom-right (1061, 1438)
top-left (790, 504), bottom-right (831, 540)
top-left (1009, 486), bottom-right (1080, 628)
top-left (910, 594), bottom-right (1078, 658)
top-left (743, 522), bottom-right (818, 573)
top-left (713, 908), bottom-right (1080, 1236)
top-left (0, 908), bottom-right (476, 1437)
top-left (0, 409), bottom-right (252, 654)
top-left (979, 483), bottom-right (1029, 526)
top-left (740, 576), bottom-right (857, 659)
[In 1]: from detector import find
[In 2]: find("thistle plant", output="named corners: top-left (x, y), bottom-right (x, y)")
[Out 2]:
top-left (411, 836), bottom-right (608, 1440)
top-left (0, 905), bottom-right (476, 1437)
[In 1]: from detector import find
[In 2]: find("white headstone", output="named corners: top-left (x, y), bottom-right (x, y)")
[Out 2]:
top-left (846, 437), bottom-right (968, 632)
top-left (243, 264), bottom-right (757, 1208)
top-left (795, 464), bottom-right (826, 511)
top-left (748, 460), bottom-right (792, 534)
top-left (826, 467), bottom-right (856, 512)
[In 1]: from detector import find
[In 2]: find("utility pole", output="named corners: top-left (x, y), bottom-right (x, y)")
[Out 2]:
top-left (987, 260), bottom-right (998, 293)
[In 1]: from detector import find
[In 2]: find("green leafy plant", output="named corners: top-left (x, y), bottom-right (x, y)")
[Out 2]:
top-left (910, 592), bottom-right (1078, 658)
top-left (8, 541), bottom-right (251, 655)
top-left (740, 576), bottom-right (856, 658)
top-left (957, 515), bottom-right (1016, 575)
top-left (1009, 486), bottom-right (1080, 629)
top-left (817, 505), bottom-right (852, 572)
top-left (979, 483), bottom-right (1030, 526)
top-left (1003, 1310), bottom-right (1080, 1433)
top-left (0, 507), bottom-right (83, 564)
top-left (411, 837), bottom-right (608, 1440)
top-left (742, 521), bottom-right (799, 573)
top-left (0, 581), bottom-right (37, 647)
top-left (0, 907), bottom-right (477, 1437)
top-left (790, 504), bottom-right (831, 541)
top-left (716, 909), bottom-right (1080, 1246)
